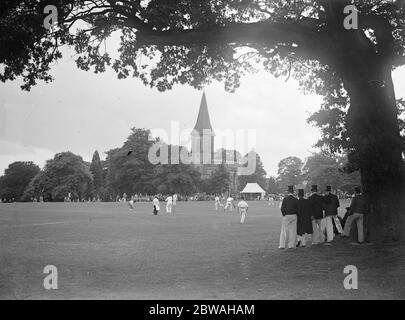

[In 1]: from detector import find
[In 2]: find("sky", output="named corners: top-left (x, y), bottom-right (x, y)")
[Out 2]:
top-left (0, 45), bottom-right (404, 177)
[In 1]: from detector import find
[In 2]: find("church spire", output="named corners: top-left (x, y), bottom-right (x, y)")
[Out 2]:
top-left (193, 91), bottom-right (213, 134)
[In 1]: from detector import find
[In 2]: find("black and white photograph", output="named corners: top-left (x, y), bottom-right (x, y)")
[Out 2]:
top-left (0, 0), bottom-right (405, 303)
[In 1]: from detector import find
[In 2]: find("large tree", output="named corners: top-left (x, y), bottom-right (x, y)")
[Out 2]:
top-left (1, 0), bottom-right (405, 242)
top-left (208, 164), bottom-right (232, 195)
top-left (90, 150), bottom-right (104, 196)
top-left (23, 152), bottom-right (93, 201)
top-left (106, 128), bottom-right (157, 196)
top-left (0, 161), bottom-right (40, 201)
top-left (277, 156), bottom-right (304, 191)
top-left (266, 176), bottom-right (279, 194)
top-left (152, 162), bottom-right (202, 195)
top-left (302, 152), bottom-right (361, 193)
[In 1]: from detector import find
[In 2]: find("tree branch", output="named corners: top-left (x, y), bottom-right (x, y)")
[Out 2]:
top-left (133, 20), bottom-right (329, 61)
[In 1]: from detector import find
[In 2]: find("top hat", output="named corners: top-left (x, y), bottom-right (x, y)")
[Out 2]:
top-left (311, 185), bottom-right (318, 192)
top-left (287, 185), bottom-right (294, 193)
top-left (298, 189), bottom-right (304, 197)
top-left (326, 186), bottom-right (332, 192)
top-left (354, 187), bottom-right (361, 194)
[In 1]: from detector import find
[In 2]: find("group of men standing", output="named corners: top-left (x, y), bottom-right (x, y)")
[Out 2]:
top-left (214, 194), bottom-right (249, 224)
top-left (279, 185), bottom-right (341, 249)
top-left (151, 194), bottom-right (178, 214)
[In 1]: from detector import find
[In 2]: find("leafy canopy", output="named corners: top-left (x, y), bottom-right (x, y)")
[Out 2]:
top-left (1, 0), bottom-right (404, 153)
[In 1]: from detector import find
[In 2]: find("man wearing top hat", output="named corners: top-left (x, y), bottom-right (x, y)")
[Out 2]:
top-left (297, 189), bottom-right (313, 247)
top-left (308, 185), bottom-right (325, 244)
top-left (279, 185), bottom-right (299, 249)
top-left (322, 185), bottom-right (340, 244)
top-left (342, 187), bottom-right (369, 244)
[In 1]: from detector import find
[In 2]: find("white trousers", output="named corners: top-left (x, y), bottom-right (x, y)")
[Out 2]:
top-left (321, 216), bottom-right (335, 242)
top-left (224, 202), bottom-right (233, 211)
top-left (343, 213), bottom-right (364, 243)
top-left (312, 219), bottom-right (325, 244)
top-left (279, 215), bottom-right (297, 249)
top-left (215, 202), bottom-right (219, 211)
top-left (240, 210), bottom-right (246, 224)
top-left (166, 202), bottom-right (172, 213)
top-left (297, 234), bottom-right (307, 246)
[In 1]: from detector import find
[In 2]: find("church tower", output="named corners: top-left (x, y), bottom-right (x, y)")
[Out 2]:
top-left (191, 92), bottom-right (215, 165)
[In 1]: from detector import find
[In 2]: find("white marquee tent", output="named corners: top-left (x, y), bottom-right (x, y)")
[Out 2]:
top-left (240, 183), bottom-right (266, 200)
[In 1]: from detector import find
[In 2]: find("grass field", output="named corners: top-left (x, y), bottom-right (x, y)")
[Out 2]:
top-left (0, 201), bottom-right (404, 300)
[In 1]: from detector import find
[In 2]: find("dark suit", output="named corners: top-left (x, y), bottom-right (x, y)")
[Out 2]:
top-left (308, 193), bottom-right (324, 219)
top-left (322, 193), bottom-right (340, 242)
top-left (323, 193), bottom-right (340, 216)
top-left (297, 198), bottom-right (313, 236)
top-left (281, 195), bottom-right (299, 216)
top-left (308, 193), bottom-right (325, 243)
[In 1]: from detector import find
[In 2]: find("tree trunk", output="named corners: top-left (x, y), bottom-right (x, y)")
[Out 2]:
top-left (342, 60), bottom-right (404, 243)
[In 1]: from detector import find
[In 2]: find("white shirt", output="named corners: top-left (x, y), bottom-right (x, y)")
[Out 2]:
top-left (153, 198), bottom-right (159, 206)
top-left (173, 194), bottom-right (177, 204)
top-left (238, 200), bottom-right (248, 212)
top-left (215, 196), bottom-right (220, 202)
top-left (226, 197), bottom-right (234, 203)
top-left (166, 196), bottom-right (173, 203)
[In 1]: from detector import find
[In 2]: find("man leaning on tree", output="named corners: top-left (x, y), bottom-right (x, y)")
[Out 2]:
top-left (342, 187), bottom-right (369, 245)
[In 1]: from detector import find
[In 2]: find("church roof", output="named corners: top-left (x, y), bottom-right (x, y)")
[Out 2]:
top-left (193, 92), bottom-right (213, 133)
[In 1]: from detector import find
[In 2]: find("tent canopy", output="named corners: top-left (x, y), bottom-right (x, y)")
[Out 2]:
top-left (240, 183), bottom-right (266, 194)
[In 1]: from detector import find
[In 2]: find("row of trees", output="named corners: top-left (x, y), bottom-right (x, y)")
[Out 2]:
top-left (271, 154), bottom-right (361, 195)
top-left (0, 126), bottom-right (359, 202)
top-left (0, 128), bottom-right (264, 201)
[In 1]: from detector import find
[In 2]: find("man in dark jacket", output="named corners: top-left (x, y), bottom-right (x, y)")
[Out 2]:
top-left (297, 189), bottom-right (313, 247)
top-left (342, 187), bottom-right (368, 244)
top-left (279, 186), bottom-right (299, 249)
top-left (322, 186), bottom-right (340, 244)
top-left (308, 185), bottom-right (324, 244)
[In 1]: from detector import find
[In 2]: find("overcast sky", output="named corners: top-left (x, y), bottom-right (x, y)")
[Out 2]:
top-left (0, 46), bottom-right (404, 176)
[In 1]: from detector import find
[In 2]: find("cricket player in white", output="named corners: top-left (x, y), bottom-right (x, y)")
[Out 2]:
top-left (237, 198), bottom-right (249, 224)
top-left (268, 196), bottom-right (275, 207)
top-left (214, 195), bottom-right (221, 211)
top-left (128, 198), bottom-right (135, 210)
top-left (172, 194), bottom-right (177, 213)
top-left (224, 196), bottom-right (234, 212)
top-left (165, 195), bottom-right (173, 213)
top-left (152, 197), bottom-right (160, 215)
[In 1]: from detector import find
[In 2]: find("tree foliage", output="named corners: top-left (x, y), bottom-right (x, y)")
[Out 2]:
top-left (152, 163), bottom-right (201, 195)
top-left (0, 161), bottom-right (40, 201)
top-left (2, 1), bottom-right (403, 93)
top-left (302, 152), bottom-right (361, 192)
top-left (106, 127), bottom-right (157, 195)
top-left (266, 176), bottom-right (279, 194)
top-left (277, 156), bottom-right (304, 190)
top-left (207, 164), bottom-right (231, 194)
top-left (23, 151), bottom-right (93, 201)
top-left (90, 150), bottom-right (104, 194)
top-left (238, 151), bottom-right (267, 191)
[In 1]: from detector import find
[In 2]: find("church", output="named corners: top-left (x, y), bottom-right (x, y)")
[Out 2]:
top-left (190, 92), bottom-right (241, 194)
